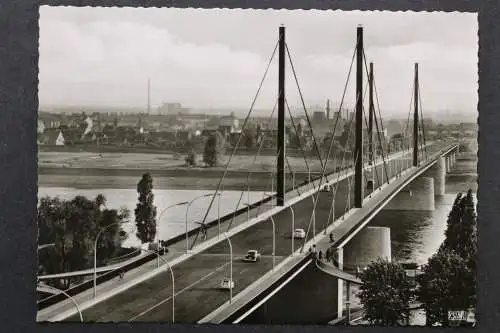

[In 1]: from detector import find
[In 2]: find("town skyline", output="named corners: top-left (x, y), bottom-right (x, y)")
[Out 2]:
top-left (39, 7), bottom-right (477, 118)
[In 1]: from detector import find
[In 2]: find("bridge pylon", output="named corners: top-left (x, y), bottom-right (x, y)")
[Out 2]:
top-left (277, 25), bottom-right (286, 206)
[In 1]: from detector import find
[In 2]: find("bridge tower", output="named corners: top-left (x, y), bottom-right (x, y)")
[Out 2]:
top-left (277, 25), bottom-right (286, 206)
top-left (354, 25), bottom-right (364, 208)
top-left (413, 63), bottom-right (419, 167)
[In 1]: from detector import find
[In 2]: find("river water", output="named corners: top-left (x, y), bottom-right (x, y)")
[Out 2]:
top-left (37, 174), bottom-right (476, 262)
top-left (37, 187), bottom-right (268, 248)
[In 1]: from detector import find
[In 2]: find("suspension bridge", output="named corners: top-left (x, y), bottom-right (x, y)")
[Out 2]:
top-left (37, 25), bottom-right (459, 324)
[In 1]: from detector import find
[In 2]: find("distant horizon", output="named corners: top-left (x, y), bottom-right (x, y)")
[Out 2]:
top-left (39, 103), bottom-right (477, 123)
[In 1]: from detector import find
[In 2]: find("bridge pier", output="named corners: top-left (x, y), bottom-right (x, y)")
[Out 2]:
top-left (343, 226), bottom-right (392, 268)
top-left (336, 227), bottom-right (391, 319)
top-left (383, 176), bottom-right (435, 211)
top-left (423, 156), bottom-right (446, 196)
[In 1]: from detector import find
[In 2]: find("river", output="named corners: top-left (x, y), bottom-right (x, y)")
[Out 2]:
top-left (37, 174), bottom-right (477, 260)
top-left (37, 187), bottom-right (268, 248)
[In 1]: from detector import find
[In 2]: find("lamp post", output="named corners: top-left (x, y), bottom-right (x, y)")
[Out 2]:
top-left (217, 190), bottom-right (222, 239)
top-left (244, 204), bottom-right (277, 266)
top-left (223, 232), bottom-right (233, 304)
top-left (37, 284), bottom-right (83, 322)
top-left (37, 243), bottom-right (55, 251)
top-left (156, 201), bottom-right (189, 268)
top-left (94, 221), bottom-right (129, 298)
top-left (141, 248), bottom-right (175, 323)
top-left (269, 216), bottom-right (276, 270)
top-left (289, 206), bottom-right (295, 256)
top-left (185, 193), bottom-right (213, 253)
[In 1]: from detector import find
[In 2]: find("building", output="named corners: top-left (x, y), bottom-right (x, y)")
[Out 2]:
top-left (312, 111), bottom-right (326, 124)
top-left (40, 129), bottom-right (65, 146)
top-left (157, 103), bottom-right (191, 115)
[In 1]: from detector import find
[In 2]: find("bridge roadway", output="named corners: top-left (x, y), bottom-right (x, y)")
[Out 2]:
top-left (205, 143), bottom-right (457, 324)
top-left (60, 143), bottom-right (450, 323)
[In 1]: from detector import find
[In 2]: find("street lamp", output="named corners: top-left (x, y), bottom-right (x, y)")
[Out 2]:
top-left (185, 193), bottom-right (213, 253)
top-left (245, 203), bottom-right (292, 258)
top-left (269, 216), bottom-right (276, 270)
top-left (93, 221), bottom-right (129, 298)
top-left (156, 201), bottom-right (189, 268)
top-left (38, 284), bottom-right (83, 322)
top-left (141, 248), bottom-right (175, 323)
top-left (223, 232), bottom-right (233, 304)
top-left (37, 243), bottom-right (55, 251)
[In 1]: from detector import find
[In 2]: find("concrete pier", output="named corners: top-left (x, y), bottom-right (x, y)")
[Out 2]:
top-left (423, 157), bottom-right (446, 196)
top-left (343, 226), bottom-right (392, 268)
top-left (384, 176), bottom-right (435, 211)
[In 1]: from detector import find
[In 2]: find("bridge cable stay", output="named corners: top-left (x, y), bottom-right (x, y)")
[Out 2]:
top-left (299, 74), bottom-right (366, 252)
top-left (285, 43), bottom-right (331, 184)
top-left (362, 52), bottom-right (390, 184)
top-left (373, 79), bottom-right (393, 178)
top-left (347, 80), bottom-right (378, 189)
top-left (319, 112), bottom-right (362, 233)
top-left (255, 148), bottom-right (281, 216)
top-left (361, 91), bottom-right (382, 189)
top-left (223, 97), bottom-right (304, 231)
top-left (224, 98), bottom-right (279, 231)
top-left (295, 43), bottom-right (359, 252)
top-left (418, 90), bottom-right (428, 160)
top-left (285, 98), bottom-right (318, 192)
top-left (402, 79), bottom-right (415, 172)
top-left (190, 40), bottom-right (279, 249)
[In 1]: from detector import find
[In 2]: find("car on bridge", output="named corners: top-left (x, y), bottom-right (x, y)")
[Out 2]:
top-left (321, 184), bottom-right (332, 192)
top-left (242, 250), bottom-right (261, 262)
top-left (219, 278), bottom-right (234, 290)
top-left (293, 228), bottom-right (306, 239)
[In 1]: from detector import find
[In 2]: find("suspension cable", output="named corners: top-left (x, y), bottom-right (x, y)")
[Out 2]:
top-left (191, 40), bottom-right (279, 249)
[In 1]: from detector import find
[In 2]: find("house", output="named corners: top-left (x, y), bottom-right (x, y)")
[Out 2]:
top-left (37, 119), bottom-right (45, 134)
top-left (219, 113), bottom-right (240, 135)
top-left (40, 128), bottom-right (65, 146)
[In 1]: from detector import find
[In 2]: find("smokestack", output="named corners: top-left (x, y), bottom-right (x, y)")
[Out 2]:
top-left (326, 99), bottom-right (330, 120)
top-left (147, 78), bottom-right (151, 114)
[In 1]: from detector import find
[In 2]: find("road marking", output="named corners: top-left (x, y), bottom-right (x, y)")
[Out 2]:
top-left (128, 262), bottom-right (230, 322)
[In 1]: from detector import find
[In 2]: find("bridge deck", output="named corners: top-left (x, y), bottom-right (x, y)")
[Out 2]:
top-left (38, 142), bottom-right (455, 323)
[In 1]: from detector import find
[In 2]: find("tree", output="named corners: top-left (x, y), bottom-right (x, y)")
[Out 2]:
top-left (417, 249), bottom-right (476, 326)
top-left (338, 121), bottom-right (354, 150)
top-left (185, 149), bottom-right (197, 167)
top-left (38, 194), bottom-right (129, 289)
top-left (357, 258), bottom-right (414, 326)
top-left (242, 123), bottom-right (257, 149)
top-left (203, 131), bottom-right (225, 167)
top-left (135, 173), bottom-right (157, 243)
top-left (440, 189), bottom-right (477, 265)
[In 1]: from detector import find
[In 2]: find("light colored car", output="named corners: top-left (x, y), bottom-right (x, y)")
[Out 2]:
top-left (293, 228), bottom-right (306, 239)
top-left (320, 185), bottom-right (332, 192)
top-left (242, 250), bottom-right (261, 262)
top-left (219, 278), bottom-right (234, 290)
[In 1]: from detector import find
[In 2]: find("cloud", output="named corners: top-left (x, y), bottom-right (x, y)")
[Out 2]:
top-left (38, 7), bottom-right (477, 116)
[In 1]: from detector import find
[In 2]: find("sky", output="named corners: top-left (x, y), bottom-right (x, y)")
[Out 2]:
top-left (39, 7), bottom-right (478, 118)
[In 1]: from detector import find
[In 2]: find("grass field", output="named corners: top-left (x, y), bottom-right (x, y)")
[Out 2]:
top-left (38, 151), bottom-right (326, 172)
